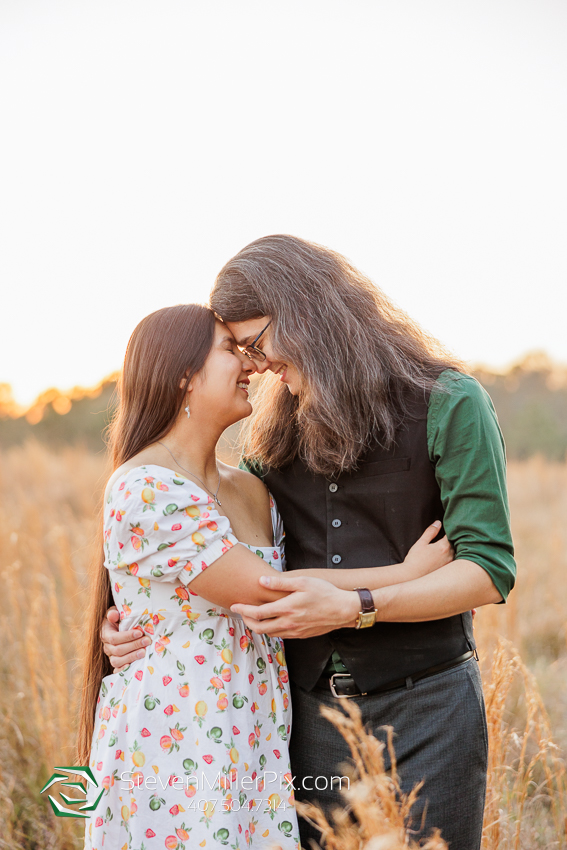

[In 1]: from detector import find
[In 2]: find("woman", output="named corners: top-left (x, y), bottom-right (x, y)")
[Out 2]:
top-left (81, 303), bottom-right (453, 849)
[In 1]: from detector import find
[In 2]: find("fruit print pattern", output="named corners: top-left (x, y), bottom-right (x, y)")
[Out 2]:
top-left (85, 466), bottom-right (300, 849)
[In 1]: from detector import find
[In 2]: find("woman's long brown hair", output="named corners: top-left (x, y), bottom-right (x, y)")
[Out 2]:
top-left (76, 304), bottom-right (216, 766)
top-left (210, 234), bottom-right (464, 477)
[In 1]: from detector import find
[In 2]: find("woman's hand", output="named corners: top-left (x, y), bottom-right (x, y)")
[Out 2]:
top-left (101, 606), bottom-right (151, 672)
top-left (402, 521), bottom-right (454, 580)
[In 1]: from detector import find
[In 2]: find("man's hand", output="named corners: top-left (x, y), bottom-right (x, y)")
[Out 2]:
top-left (230, 575), bottom-right (360, 638)
top-left (102, 606), bottom-right (151, 672)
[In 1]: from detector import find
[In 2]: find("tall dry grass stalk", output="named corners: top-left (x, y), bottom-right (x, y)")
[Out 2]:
top-left (294, 700), bottom-right (447, 850)
top-left (482, 638), bottom-right (567, 849)
top-left (0, 441), bottom-right (108, 849)
top-left (475, 457), bottom-right (567, 753)
top-left (1, 444), bottom-right (566, 848)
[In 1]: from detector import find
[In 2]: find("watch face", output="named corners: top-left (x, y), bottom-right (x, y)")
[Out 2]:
top-left (357, 611), bottom-right (377, 629)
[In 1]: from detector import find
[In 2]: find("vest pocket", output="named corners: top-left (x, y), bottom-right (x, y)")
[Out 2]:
top-left (348, 457), bottom-right (411, 479)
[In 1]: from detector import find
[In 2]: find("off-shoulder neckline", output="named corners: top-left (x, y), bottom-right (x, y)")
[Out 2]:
top-left (106, 464), bottom-right (281, 552)
top-left (107, 464), bottom-right (212, 501)
top-left (119, 463), bottom-right (191, 479)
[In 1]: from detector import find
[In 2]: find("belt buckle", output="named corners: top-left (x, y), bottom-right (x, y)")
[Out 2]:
top-left (329, 672), bottom-right (367, 699)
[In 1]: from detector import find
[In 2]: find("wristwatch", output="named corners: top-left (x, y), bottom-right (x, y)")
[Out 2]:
top-left (353, 587), bottom-right (377, 629)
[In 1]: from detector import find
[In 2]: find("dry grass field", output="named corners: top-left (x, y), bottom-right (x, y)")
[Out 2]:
top-left (0, 442), bottom-right (566, 849)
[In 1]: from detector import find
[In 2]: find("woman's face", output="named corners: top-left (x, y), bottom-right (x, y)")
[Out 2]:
top-left (225, 317), bottom-right (303, 396)
top-left (188, 321), bottom-right (255, 425)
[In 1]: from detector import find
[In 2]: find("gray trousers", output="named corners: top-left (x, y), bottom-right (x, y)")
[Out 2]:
top-left (289, 657), bottom-right (488, 850)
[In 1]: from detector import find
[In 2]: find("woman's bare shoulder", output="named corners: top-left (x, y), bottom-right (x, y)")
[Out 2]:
top-left (221, 462), bottom-right (270, 504)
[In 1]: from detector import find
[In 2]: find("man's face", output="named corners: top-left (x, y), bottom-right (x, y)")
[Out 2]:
top-left (225, 317), bottom-right (303, 396)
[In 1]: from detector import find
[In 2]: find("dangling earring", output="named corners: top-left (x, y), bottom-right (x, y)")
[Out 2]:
top-left (185, 404), bottom-right (191, 418)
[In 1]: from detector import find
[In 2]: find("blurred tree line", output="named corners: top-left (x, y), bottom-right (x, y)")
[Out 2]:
top-left (1, 352), bottom-right (567, 461)
top-left (0, 379), bottom-right (118, 454)
top-left (474, 352), bottom-right (567, 461)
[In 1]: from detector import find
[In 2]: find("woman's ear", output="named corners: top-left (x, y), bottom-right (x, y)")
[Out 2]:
top-left (179, 373), bottom-right (193, 392)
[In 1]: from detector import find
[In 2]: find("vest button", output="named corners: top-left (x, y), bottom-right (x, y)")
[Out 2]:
top-left (332, 519), bottom-right (342, 528)
top-left (328, 483), bottom-right (338, 493)
top-left (332, 554), bottom-right (342, 564)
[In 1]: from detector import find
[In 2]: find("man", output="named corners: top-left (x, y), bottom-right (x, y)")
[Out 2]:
top-left (103, 235), bottom-right (515, 849)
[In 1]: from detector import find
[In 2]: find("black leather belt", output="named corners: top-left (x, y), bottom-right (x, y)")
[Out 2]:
top-left (315, 650), bottom-right (476, 699)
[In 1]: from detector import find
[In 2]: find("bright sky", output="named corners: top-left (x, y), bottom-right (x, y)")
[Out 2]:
top-left (1, 0), bottom-right (566, 406)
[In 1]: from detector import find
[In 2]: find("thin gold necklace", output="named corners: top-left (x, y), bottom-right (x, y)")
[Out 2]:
top-left (157, 441), bottom-right (222, 506)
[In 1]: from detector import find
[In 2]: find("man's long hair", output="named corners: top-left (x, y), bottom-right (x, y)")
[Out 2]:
top-left (210, 235), bottom-right (463, 477)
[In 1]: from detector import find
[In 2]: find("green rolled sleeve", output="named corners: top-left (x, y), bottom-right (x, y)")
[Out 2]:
top-left (427, 370), bottom-right (516, 601)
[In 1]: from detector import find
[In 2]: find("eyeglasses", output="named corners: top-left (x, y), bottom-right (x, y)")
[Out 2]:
top-left (241, 319), bottom-right (272, 362)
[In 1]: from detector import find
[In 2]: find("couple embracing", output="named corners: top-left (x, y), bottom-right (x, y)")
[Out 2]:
top-left (78, 235), bottom-right (515, 850)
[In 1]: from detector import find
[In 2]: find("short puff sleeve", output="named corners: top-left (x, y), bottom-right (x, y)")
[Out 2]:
top-left (104, 468), bottom-right (239, 585)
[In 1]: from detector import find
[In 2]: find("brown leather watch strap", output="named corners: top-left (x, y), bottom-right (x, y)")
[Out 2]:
top-left (353, 587), bottom-right (376, 629)
top-left (353, 587), bottom-right (374, 613)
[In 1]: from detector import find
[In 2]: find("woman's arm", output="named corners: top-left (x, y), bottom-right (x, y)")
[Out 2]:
top-left (294, 521), bottom-right (453, 590)
top-left (101, 543), bottom-right (291, 670)
top-left (187, 542), bottom-right (291, 607)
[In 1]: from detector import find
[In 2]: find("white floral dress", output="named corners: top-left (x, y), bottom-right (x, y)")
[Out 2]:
top-left (85, 465), bottom-right (301, 850)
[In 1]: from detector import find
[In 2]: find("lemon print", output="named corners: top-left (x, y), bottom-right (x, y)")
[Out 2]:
top-left (191, 531), bottom-right (205, 546)
top-left (203, 800), bottom-right (215, 819)
top-left (185, 505), bottom-right (200, 518)
top-left (141, 488), bottom-right (155, 504)
top-left (121, 805), bottom-right (130, 822)
top-left (268, 793), bottom-right (281, 810)
top-left (195, 700), bottom-right (208, 717)
top-left (229, 746), bottom-right (239, 764)
top-left (275, 650), bottom-right (285, 666)
top-left (132, 750), bottom-right (145, 767)
top-left (220, 647), bottom-right (233, 664)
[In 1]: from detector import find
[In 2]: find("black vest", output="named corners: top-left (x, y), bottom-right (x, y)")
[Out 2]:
top-left (264, 388), bottom-right (475, 692)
